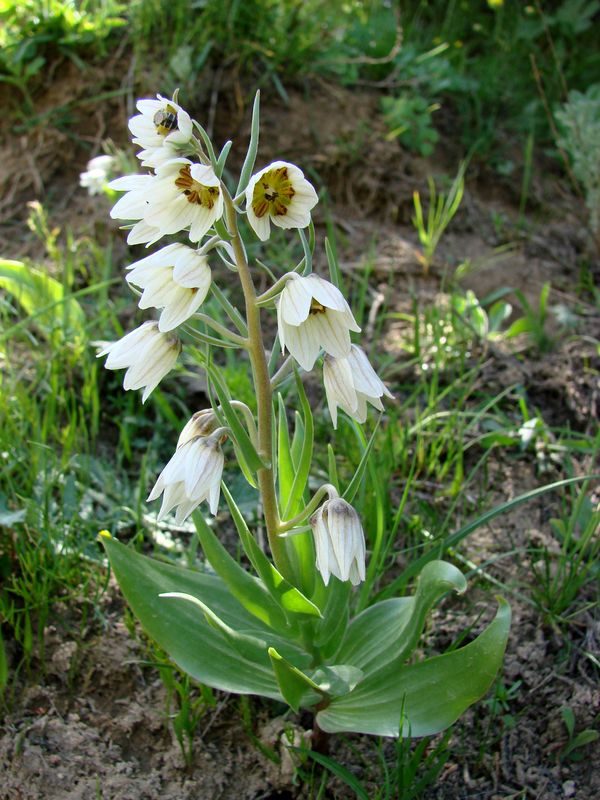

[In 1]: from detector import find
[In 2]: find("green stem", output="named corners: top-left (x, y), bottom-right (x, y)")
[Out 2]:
top-left (278, 484), bottom-right (338, 533)
top-left (193, 312), bottom-right (248, 347)
top-left (222, 187), bottom-right (293, 579)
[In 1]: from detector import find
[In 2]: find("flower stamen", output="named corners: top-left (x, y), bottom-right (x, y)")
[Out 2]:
top-left (309, 299), bottom-right (327, 315)
top-left (252, 166), bottom-right (296, 219)
top-left (175, 166), bottom-right (220, 207)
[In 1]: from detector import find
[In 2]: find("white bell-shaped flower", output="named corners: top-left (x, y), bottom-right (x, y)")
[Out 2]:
top-left (98, 321), bottom-right (180, 403)
top-left (277, 274), bottom-right (361, 371)
top-left (80, 155), bottom-right (115, 196)
top-left (147, 431), bottom-right (225, 522)
top-left (311, 498), bottom-right (366, 586)
top-left (129, 95), bottom-right (193, 166)
top-left (109, 160), bottom-right (223, 245)
top-left (323, 345), bottom-right (394, 428)
top-left (125, 243), bottom-right (211, 332)
top-left (245, 161), bottom-right (318, 241)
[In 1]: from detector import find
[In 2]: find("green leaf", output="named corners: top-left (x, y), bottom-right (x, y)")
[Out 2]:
top-left (317, 598), bottom-right (511, 736)
top-left (277, 393), bottom-right (294, 509)
top-left (312, 578), bottom-right (351, 659)
top-left (0, 259), bottom-right (85, 346)
top-left (505, 316), bottom-right (532, 338)
top-left (343, 418), bottom-right (381, 505)
top-left (337, 561), bottom-right (467, 673)
top-left (159, 591), bottom-right (269, 662)
top-left (193, 512), bottom-right (289, 631)
top-left (222, 485), bottom-right (321, 621)
top-left (291, 749), bottom-right (370, 800)
top-left (268, 647), bottom-right (321, 712)
top-left (100, 534), bottom-right (309, 700)
top-left (215, 139), bottom-right (233, 178)
top-left (236, 90), bottom-right (260, 196)
top-left (282, 373), bottom-right (315, 596)
top-left (335, 597), bottom-right (413, 670)
top-left (283, 371), bottom-right (314, 519)
top-left (197, 353), bottom-right (264, 475)
top-left (325, 237), bottom-right (343, 291)
top-left (308, 664), bottom-right (364, 697)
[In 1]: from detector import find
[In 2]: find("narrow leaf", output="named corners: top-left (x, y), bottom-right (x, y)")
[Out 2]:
top-left (277, 393), bottom-right (294, 509)
top-left (236, 91), bottom-right (261, 196)
top-left (193, 512), bottom-right (289, 631)
top-left (343, 418), bottom-right (381, 505)
top-left (222, 484), bottom-right (321, 620)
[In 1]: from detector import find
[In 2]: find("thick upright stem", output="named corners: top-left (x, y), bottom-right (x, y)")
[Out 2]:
top-left (223, 190), bottom-right (292, 578)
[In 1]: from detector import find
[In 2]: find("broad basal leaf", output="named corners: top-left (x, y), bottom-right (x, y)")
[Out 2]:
top-left (317, 598), bottom-right (511, 737)
top-left (335, 560), bottom-right (467, 673)
top-left (101, 535), bottom-right (310, 700)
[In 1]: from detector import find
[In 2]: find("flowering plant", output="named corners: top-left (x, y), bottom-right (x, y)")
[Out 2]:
top-left (98, 92), bottom-right (510, 739)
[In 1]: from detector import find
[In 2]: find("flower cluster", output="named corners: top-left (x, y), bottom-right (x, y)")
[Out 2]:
top-left (98, 92), bottom-right (393, 585)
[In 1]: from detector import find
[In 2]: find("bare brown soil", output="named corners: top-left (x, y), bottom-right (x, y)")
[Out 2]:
top-left (1, 65), bottom-right (599, 799)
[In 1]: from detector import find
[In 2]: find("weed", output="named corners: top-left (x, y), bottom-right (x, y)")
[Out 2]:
top-left (559, 706), bottom-right (599, 761)
top-left (529, 472), bottom-right (600, 624)
top-left (411, 164), bottom-right (466, 273)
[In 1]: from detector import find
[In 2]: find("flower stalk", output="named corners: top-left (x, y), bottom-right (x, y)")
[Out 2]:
top-left (221, 186), bottom-right (292, 578)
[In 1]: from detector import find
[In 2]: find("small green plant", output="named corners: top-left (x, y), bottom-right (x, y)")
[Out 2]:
top-left (0, 0), bottom-right (125, 109)
top-left (411, 164), bottom-right (466, 273)
top-left (484, 678), bottom-right (522, 730)
top-left (157, 658), bottom-right (215, 767)
top-left (555, 84), bottom-right (600, 249)
top-left (559, 706), bottom-right (599, 761)
top-left (530, 475), bottom-right (600, 623)
top-left (296, 725), bottom-right (451, 799)
top-left (381, 94), bottom-right (440, 156)
top-left (505, 283), bottom-right (554, 353)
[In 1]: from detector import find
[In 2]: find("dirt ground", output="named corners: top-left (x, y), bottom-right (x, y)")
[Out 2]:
top-left (1, 68), bottom-right (599, 799)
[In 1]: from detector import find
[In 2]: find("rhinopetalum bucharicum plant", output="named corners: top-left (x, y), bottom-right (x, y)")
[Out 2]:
top-left (97, 91), bottom-right (511, 739)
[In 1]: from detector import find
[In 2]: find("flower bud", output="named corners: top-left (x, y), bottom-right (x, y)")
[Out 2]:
top-left (147, 432), bottom-right (225, 521)
top-left (310, 498), bottom-right (366, 586)
top-left (98, 321), bottom-right (180, 403)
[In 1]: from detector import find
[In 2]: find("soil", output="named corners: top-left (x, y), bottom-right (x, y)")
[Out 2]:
top-left (1, 61), bottom-right (599, 799)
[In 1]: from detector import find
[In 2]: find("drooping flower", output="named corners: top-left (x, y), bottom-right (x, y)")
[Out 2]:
top-left (245, 161), bottom-right (318, 241)
top-left (109, 160), bottom-right (224, 245)
top-left (147, 431), bottom-right (225, 521)
top-left (129, 95), bottom-right (193, 167)
top-left (125, 243), bottom-right (211, 332)
top-left (311, 498), bottom-right (366, 586)
top-left (323, 345), bottom-right (394, 428)
top-left (80, 155), bottom-right (115, 196)
top-left (98, 321), bottom-right (180, 403)
top-left (277, 274), bottom-right (361, 371)
top-left (177, 409), bottom-right (219, 448)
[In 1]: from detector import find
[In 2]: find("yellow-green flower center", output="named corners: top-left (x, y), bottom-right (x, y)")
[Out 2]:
top-left (309, 299), bottom-right (327, 315)
top-left (252, 166), bottom-right (296, 218)
top-left (175, 166), bottom-right (220, 207)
